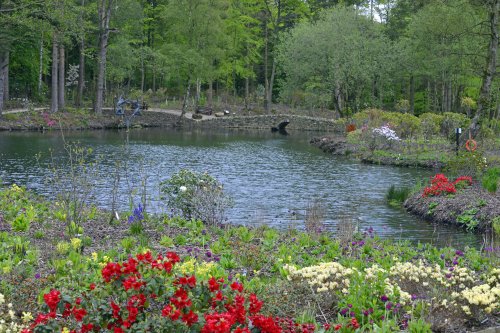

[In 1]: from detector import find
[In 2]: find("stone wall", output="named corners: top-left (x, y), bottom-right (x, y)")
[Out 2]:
top-left (182, 114), bottom-right (343, 132)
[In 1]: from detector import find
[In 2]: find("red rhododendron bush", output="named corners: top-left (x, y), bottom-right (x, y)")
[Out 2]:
top-left (422, 174), bottom-right (472, 197)
top-left (21, 250), bottom-right (339, 333)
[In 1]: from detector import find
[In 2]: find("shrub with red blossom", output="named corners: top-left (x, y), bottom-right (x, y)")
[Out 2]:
top-left (22, 251), bottom-right (354, 333)
top-left (422, 174), bottom-right (472, 197)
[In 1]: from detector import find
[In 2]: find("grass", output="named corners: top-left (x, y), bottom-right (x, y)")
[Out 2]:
top-left (385, 185), bottom-right (412, 207)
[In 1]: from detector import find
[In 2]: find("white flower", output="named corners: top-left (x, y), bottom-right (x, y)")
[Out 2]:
top-left (179, 186), bottom-right (187, 192)
top-left (373, 125), bottom-right (400, 141)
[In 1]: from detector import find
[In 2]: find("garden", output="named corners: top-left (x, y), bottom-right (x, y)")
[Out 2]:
top-left (0, 167), bottom-right (499, 333)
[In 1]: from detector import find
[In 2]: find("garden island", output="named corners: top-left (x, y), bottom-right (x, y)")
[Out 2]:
top-left (0, 1), bottom-right (499, 332)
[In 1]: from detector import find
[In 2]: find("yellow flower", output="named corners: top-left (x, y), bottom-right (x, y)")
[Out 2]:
top-left (70, 238), bottom-right (82, 250)
top-left (91, 252), bottom-right (98, 261)
top-left (62, 327), bottom-right (70, 333)
top-left (22, 312), bottom-right (33, 323)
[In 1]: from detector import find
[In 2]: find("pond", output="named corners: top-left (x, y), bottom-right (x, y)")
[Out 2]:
top-left (0, 128), bottom-right (482, 248)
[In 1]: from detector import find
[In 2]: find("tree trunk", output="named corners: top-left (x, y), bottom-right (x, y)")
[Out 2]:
top-left (51, 33), bottom-right (59, 113)
top-left (263, 23), bottom-right (269, 112)
top-left (38, 32), bottom-right (44, 94)
top-left (181, 81), bottom-right (191, 117)
top-left (195, 78), bottom-right (201, 107)
top-left (409, 75), bottom-right (415, 114)
top-left (245, 77), bottom-right (249, 110)
top-left (77, 37), bottom-right (85, 107)
top-left (76, 0), bottom-right (85, 107)
top-left (0, 51), bottom-right (8, 117)
top-left (140, 50), bottom-right (145, 93)
top-left (268, 59), bottom-right (276, 110)
top-left (95, 0), bottom-right (113, 115)
top-left (467, 0), bottom-right (499, 139)
top-left (207, 80), bottom-right (213, 108)
top-left (58, 44), bottom-right (65, 110)
top-left (3, 52), bottom-right (9, 103)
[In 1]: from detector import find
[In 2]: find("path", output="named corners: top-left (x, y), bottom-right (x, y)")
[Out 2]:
top-left (2, 107), bottom-right (215, 120)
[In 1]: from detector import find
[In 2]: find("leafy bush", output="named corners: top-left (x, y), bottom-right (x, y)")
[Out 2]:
top-left (446, 151), bottom-right (488, 178)
top-left (419, 113), bottom-right (443, 138)
top-left (441, 112), bottom-right (470, 138)
top-left (482, 167), bottom-right (500, 193)
top-left (422, 174), bottom-right (472, 197)
top-left (160, 169), bottom-right (232, 225)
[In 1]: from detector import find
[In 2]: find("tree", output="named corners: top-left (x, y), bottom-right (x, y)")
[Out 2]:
top-left (95, 0), bottom-right (115, 115)
top-left (278, 6), bottom-right (391, 115)
top-left (467, 0), bottom-right (499, 138)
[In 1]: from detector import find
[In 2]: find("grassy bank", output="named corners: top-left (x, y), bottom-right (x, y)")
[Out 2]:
top-left (0, 184), bottom-right (499, 332)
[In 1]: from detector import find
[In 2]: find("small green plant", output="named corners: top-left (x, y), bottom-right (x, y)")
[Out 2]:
top-left (12, 213), bottom-right (31, 232)
top-left (129, 221), bottom-right (144, 235)
top-left (492, 216), bottom-right (500, 236)
top-left (66, 221), bottom-right (83, 236)
top-left (407, 318), bottom-right (432, 332)
top-left (120, 237), bottom-right (136, 253)
top-left (34, 230), bottom-right (45, 239)
top-left (159, 235), bottom-right (174, 247)
top-left (386, 185), bottom-right (412, 206)
top-left (174, 234), bottom-right (187, 245)
top-left (482, 167), bottom-right (500, 193)
top-left (457, 208), bottom-right (479, 231)
top-left (427, 202), bottom-right (438, 215)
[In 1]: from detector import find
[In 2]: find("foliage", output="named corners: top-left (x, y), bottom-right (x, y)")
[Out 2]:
top-left (446, 151), bottom-right (488, 178)
top-left (481, 167), bottom-right (500, 193)
top-left (160, 169), bottom-right (232, 225)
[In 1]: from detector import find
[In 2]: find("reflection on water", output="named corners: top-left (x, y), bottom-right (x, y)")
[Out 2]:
top-left (0, 128), bottom-right (483, 248)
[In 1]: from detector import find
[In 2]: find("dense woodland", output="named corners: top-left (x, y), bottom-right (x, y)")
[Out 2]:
top-left (0, 0), bottom-right (498, 129)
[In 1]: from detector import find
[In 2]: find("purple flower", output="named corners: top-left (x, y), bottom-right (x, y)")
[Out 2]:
top-left (206, 251), bottom-right (212, 258)
top-left (455, 250), bottom-right (464, 257)
top-left (452, 260), bottom-right (458, 265)
top-left (202, 229), bottom-right (207, 235)
top-left (380, 295), bottom-right (389, 302)
top-left (350, 311), bottom-right (356, 317)
top-left (340, 308), bottom-right (348, 316)
top-left (385, 302), bottom-right (393, 310)
top-left (363, 310), bottom-right (369, 316)
top-left (347, 304), bottom-right (353, 308)
top-left (411, 294), bottom-right (418, 301)
top-left (440, 254), bottom-right (445, 259)
top-left (35, 273), bottom-right (41, 279)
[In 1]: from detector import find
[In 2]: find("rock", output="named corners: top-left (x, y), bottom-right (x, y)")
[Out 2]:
top-left (214, 112), bottom-right (225, 117)
top-left (192, 114), bottom-right (203, 120)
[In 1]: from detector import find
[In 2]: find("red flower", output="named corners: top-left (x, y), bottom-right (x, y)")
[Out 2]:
top-left (166, 252), bottom-right (180, 263)
top-left (249, 294), bottom-right (263, 314)
top-left (201, 312), bottom-right (235, 333)
top-left (81, 323), bottom-right (94, 333)
top-left (89, 283), bottom-right (96, 290)
top-left (113, 327), bottom-right (124, 333)
top-left (175, 275), bottom-right (197, 288)
top-left (101, 262), bottom-right (122, 282)
top-left (111, 301), bottom-right (121, 319)
top-left (181, 310), bottom-right (199, 327)
top-left (250, 315), bottom-right (282, 333)
top-left (233, 328), bottom-right (251, 333)
top-left (208, 277), bottom-right (220, 292)
top-left (334, 324), bottom-right (342, 331)
top-left (230, 282), bottom-right (243, 292)
top-left (72, 307), bottom-right (87, 322)
top-left (170, 288), bottom-right (192, 309)
top-left (43, 289), bottom-right (61, 312)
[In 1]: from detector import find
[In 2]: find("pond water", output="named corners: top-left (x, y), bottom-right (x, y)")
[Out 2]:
top-left (0, 128), bottom-right (482, 248)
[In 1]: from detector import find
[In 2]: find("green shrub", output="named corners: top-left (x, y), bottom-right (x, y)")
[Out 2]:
top-left (482, 167), bottom-right (500, 193)
top-left (160, 169), bottom-right (232, 225)
top-left (386, 185), bottom-right (412, 206)
top-left (441, 112), bottom-right (470, 139)
top-left (493, 216), bottom-right (500, 236)
top-left (446, 150), bottom-right (488, 178)
top-left (419, 113), bottom-right (443, 138)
